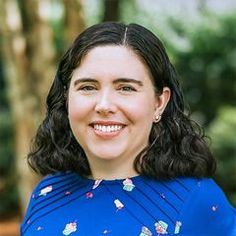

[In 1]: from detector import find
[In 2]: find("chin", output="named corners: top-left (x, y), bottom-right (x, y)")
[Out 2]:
top-left (93, 153), bottom-right (122, 161)
top-left (88, 147), bottom-right (126, 161)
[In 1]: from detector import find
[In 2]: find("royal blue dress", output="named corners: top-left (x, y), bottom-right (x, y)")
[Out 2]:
top-left (21, 171), bottom-right (236, 236)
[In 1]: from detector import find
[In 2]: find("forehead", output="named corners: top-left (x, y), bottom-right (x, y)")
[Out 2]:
top-left (73, 45), bottom-right (151, 79)
top-left (82, 45), bottom-right (140, 61)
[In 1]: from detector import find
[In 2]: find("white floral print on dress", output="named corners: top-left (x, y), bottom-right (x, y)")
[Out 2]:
top-left (123, 178), bottom-right (135, 191)
top-left (174, 221), bottom-right (182, 234)
top-left (155, 220), bottom-right (168, 234)
top-left (39, 185), bottom-right (53, 196)
top-left (139, 226), bottom-right (152, 236)
top-left (114, 199), bottom-right (124, 210)
top-left (93, 179), bottom-right (102, 189)
top-left (62, 221), bottom-right (77, 235)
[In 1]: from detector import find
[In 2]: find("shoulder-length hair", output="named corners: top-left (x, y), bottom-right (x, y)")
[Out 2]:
top-left (28, 22), bottom-right (216, 179)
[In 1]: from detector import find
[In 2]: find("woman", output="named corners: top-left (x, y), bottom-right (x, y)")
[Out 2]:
top-left (21, 22), bottom-right (236, 235)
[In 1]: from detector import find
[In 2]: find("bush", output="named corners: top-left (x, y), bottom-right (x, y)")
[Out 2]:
top-left (208, 106), bottom-right (236, 206)
top-left (0, 111), bottom-right (19, 218)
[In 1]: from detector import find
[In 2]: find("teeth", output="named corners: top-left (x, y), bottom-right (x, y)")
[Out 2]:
top-left (94, 124), bottom-right (123, 132)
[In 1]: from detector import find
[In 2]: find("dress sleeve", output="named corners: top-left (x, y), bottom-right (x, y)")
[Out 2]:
top-left (179, 178), bottom-right (236, 236)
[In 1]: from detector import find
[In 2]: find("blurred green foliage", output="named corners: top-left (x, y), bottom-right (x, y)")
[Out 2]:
top-left (0, 41), bottom-right (19, 217)
top-left (168, 13), bottom-right (236, 125)
top-left (167, 13), bottom-right (236, 206)
top-left (208, 107), bottom-right (236, 206)
top-left (0, 111), bottom-right (19, 218)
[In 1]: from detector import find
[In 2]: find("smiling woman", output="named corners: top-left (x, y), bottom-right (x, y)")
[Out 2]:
top-left (68, 45), bottom-right (170, 179)
top-left (21, 22), bottom-right (236, 236)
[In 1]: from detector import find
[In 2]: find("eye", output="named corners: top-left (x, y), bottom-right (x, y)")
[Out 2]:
top-left (77, 85), bottom-right (97, 91)
top-left (118, 85), bottom-right (137, 92)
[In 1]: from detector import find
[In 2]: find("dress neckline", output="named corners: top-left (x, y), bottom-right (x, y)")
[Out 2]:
top-left (78, 174), bottom-right (144, 185)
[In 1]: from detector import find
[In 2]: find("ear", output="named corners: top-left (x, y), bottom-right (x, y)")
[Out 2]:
top-left (153, 87), bottom-right (171, 122)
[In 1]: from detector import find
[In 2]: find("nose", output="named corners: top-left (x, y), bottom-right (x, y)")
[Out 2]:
top-left (95, 89), bottom-right (117, 115)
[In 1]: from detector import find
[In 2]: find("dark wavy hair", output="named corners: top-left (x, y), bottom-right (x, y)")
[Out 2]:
top-left (28, 22), bottom-right (216, 179)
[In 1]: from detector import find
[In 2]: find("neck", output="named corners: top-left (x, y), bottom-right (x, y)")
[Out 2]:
top-left (87, 157), bottom-right (138, 180)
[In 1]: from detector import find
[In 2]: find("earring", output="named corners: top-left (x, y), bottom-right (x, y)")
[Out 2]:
top-left (154, 114), bottom-right (162, 123)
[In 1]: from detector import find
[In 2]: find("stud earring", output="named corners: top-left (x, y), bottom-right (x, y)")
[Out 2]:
top-left (154, 114), bottom-right (162, 123)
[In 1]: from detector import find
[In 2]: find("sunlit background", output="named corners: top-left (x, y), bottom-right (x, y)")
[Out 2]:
top-left (0, 0), bottom-right (235, 235)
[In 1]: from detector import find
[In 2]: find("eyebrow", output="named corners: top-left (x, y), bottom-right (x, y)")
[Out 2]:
top-left (113, 78), bottom-right (143, 86)
top-left (73, 77), bottom-right (143, 87)
top-left (73, 78), bottom-right (97, 87)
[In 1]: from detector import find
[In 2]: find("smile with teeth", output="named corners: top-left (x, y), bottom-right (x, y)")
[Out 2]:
top-left (93, 124), bottom-right (124, 133)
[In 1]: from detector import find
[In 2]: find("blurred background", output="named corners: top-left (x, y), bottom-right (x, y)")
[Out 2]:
top-left (0, 0), bottom-right (235, 235)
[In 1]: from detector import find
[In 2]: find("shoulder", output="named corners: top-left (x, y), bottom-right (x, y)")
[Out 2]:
top-left (178, 177), bottom-right (235, 215)
top-left (135, 176), bottom-right (235, 235)
top-left (20, 171), bottom-right (83, 235)
top-left (176, 177), bottom-right (236, 235)
top-left (33, 171), bottom-right (80, 192)
top-left (27, 171), bottom-right (81, 202)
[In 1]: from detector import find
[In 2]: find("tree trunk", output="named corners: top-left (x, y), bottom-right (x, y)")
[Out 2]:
top-left (0, 0), bottom-right (56, 214)
top-left (0, 0), bottom-right (86, 215)
top-left (103, 0), bottom-right (120, 22)
top-left (63, 0), bottom-right (86, 45)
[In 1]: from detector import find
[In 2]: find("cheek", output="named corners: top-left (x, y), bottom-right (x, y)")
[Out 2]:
top-left (68, 97), bottom-right (79, 121)
top-left (68, 95), bottom-right (91, 122)
top-left (122, 96), bottom-right (155, 123)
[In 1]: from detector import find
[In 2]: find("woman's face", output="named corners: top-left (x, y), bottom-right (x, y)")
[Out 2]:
top-left (68, 45), bottom-right (168, 172)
